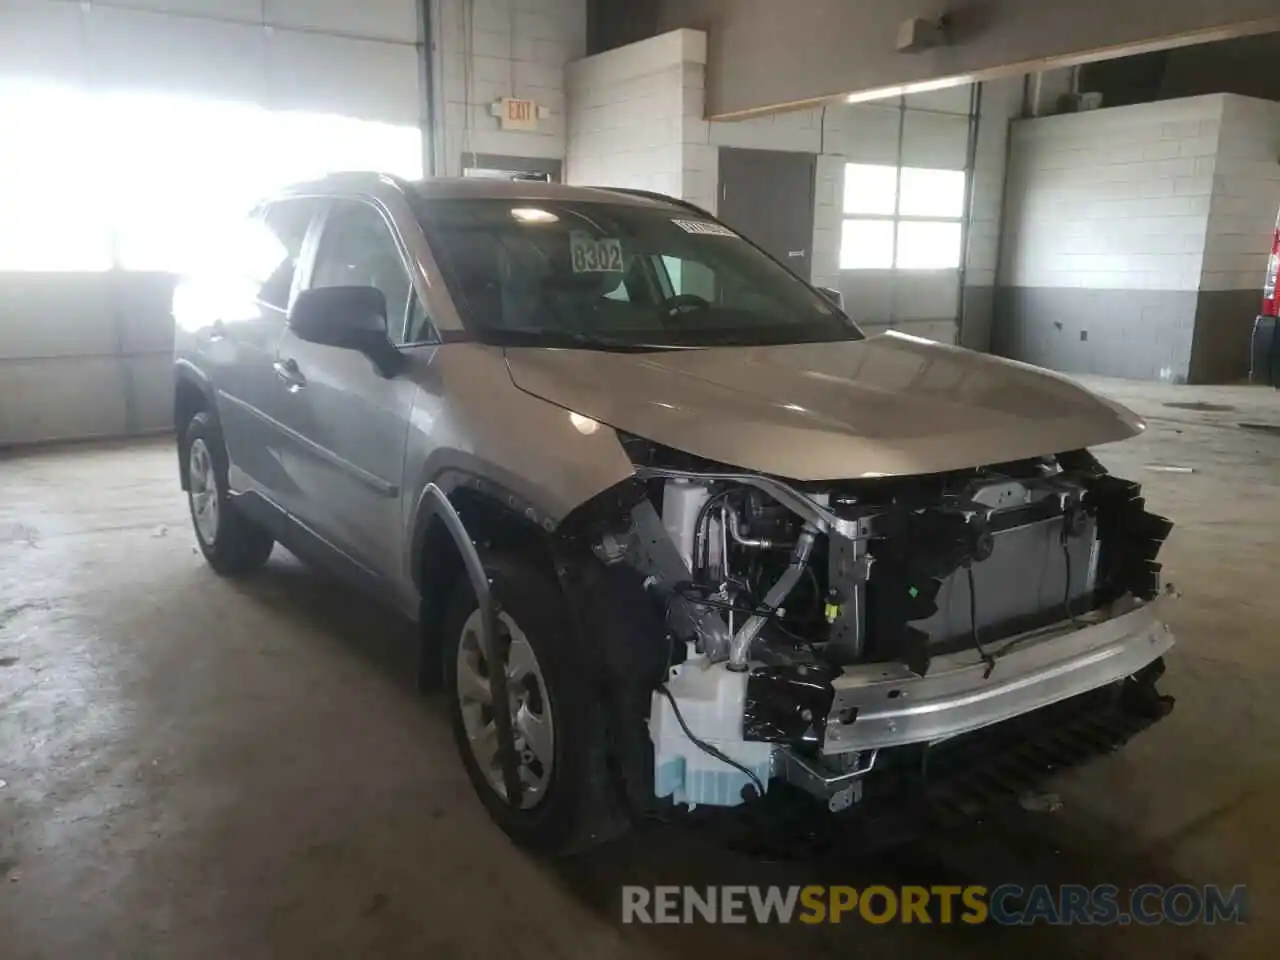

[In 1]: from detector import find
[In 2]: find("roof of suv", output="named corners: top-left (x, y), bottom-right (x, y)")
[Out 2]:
top-left (280, 171), bottom-right (687, 210)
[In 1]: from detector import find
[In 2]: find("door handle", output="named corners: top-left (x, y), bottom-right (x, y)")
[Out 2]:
top-left (788, 250), bottom-right (806, 258)
top-left (273, 358), bottom-right (306, 392)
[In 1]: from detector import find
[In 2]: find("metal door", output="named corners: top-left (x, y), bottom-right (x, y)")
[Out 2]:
top-left (270, 197), bottom-right (421, 579)
top-left (206, 198), bottom-right (320, 496)
top-left (717, 147), bottom-right (817, 281)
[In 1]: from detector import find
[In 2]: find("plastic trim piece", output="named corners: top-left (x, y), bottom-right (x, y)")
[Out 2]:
top-left (418, 483), bottom-right (523, 805)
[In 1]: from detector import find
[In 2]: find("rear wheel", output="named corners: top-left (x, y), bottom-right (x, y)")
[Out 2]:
top-left (185, 411), bottom-right (274, 577)
top-left (442, 551), bottom-right (626, 854)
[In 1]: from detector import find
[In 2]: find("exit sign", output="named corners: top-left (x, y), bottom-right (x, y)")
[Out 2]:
top-left (499, 97), bottom-right (537, 131)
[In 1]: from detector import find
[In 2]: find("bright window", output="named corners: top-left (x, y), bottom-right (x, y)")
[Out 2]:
top-left (842, 164), bottom-right (898, 215)
top-left (0, 81), bottom-right (423, 274)
top-left (899, 167), bottom-right (966, 218)
top-left (896, 221), bottom-right (963, 269)
top-left (840, 220), bottom-right (894, 270)
top-left (841, 162), bottom-right (966, 270)
top-left (0, 82), bottom-right (113, 270)
top-left (101, 92), bottom-right (275, 273)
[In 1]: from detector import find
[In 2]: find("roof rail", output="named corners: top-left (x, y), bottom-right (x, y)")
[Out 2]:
top-left (302, 170), bottom-right (416, 191)
top-left (596, 187), bottom-right (715, 220)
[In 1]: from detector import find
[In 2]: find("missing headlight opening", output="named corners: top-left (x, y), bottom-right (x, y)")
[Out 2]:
top-left (569, 439), bottom-right (1174, 815)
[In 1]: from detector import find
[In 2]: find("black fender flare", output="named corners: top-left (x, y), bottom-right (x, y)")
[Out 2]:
top-left (410, 473), bottom-right (665, 815)
top-left (174, 359), bottom-right (216, 407)
top-left (408, 470), bottom-right (558, 595)
top-left (409, 472), bottom-right (559, 685)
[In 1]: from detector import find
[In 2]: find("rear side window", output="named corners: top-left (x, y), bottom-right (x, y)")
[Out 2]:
top-left (310, 200), bottom-right (413, 343)
top-left (256, 200), bottom-right (316, 310)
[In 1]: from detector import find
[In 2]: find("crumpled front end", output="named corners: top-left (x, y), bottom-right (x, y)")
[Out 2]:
top-left (562, 439), bottom-right (1176, 814)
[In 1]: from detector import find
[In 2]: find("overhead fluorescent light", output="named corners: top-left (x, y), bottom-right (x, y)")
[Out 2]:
top-left (845, 74), bottom-right (973, 105)
top-left (511, 207), bottom-right (558, 224)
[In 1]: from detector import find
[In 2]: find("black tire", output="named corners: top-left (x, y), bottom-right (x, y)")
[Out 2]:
top-left (184, 411), bottom-right (274, 577)
top-left (442, 551), bottom-right (627, 855)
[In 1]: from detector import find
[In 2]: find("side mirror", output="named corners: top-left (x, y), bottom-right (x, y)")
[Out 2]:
top-left (816, 286), bottom-right (845, 311)
top-left (288, 286), bottom-right (402, 377)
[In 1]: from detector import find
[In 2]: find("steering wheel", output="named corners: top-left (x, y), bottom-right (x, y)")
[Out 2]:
top-left (663, 293), bottom-right (711, 315)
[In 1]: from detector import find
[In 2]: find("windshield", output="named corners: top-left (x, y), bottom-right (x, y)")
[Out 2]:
top-left (414, 198), bottom-right (861, 349)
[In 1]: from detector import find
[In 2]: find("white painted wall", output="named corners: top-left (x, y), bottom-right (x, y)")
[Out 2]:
top-left (431, 0), bottom-right (585, 175)
top-left (968, 79), bottom-right (1025, 289)
top-left (1202, 96), bottom-right (1280, 293)
top-left (992, 93), bottom-right (1280, 381)
top-left (999, 95), bottom-right (1225, 293)
top-left (564, 30), bottom-right (711, 208)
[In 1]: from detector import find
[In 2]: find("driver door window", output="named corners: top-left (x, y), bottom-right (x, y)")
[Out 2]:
top-left (310, 200), bottom-right (413, 343)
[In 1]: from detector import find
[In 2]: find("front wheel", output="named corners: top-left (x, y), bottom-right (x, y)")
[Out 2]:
top-left (442, 551), bottom-right (626, 854)
top-left (184, 411), bottom-right (274, 577)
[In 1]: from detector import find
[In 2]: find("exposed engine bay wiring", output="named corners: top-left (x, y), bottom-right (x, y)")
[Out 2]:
top-left (673, 581), bottom-right (823, 656)
top-left (591, 441), bottom-right (1173, 812)
top-left (966, 565), bottom-right (997, 679)
top-left (643, 463), bottom-right (1112, 675)
top-left (1063, 538), bottom-right (1083, 625)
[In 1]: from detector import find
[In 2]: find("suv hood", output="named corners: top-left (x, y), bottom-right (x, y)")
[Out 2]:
top-left (504, 332), bottom-right (1143, 481)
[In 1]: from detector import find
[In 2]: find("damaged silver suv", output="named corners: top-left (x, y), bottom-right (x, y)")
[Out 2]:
top-left (173, 174), bottom-right (1175, 853)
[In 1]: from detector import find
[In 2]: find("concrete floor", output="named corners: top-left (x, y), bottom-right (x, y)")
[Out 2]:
top-left (2, 378), bottom-right (1278, 959)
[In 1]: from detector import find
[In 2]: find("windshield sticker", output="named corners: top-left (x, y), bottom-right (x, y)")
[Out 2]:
top-left (671, 219), bottom-right (738, 238)
top-left (570, 232), bottom-right (624, 272)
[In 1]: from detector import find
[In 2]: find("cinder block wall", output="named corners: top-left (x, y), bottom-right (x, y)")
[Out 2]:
top-left (995, 95), bottom-right (1226, 382)
top-left (564, 30), bottom-right (713, 209)
top-left (1193, 96), bottom-right (1280, 382)
top-left (430, 0), bottom-right (585, 175)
